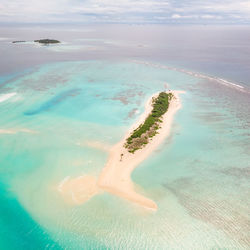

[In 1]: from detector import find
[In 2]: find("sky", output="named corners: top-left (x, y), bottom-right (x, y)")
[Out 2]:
top-left (0, 0), bottom-right (250, 24)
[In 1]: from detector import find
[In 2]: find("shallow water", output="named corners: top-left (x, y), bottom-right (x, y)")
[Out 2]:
top-left (0, 25), bottom-right (249, 249)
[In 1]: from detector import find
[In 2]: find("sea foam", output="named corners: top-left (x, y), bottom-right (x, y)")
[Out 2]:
top-left (0, 92), bottom-right (17, 103)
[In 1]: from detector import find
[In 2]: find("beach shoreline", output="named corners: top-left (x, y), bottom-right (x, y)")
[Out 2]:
top-left (97, 91), bottom-right (183, 210)
top-left (59, 91), bottom-right (183, 210)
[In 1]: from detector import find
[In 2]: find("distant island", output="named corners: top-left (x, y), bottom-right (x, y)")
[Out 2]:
top-left (34, 39), bottom-right (60, 44)
top-left (12, 41), bottom-right (26, 43)
top-left (12, 39), bottom-right (60, 44)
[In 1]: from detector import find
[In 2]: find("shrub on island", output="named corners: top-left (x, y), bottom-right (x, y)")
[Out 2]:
top-left (34, 39), bottom-right (60, 44)
top-left (125, 92), bottom-right (174, 153)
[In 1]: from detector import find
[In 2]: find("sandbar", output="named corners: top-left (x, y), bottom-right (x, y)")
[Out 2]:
top-left (59, 91), bottom-right (183, 210)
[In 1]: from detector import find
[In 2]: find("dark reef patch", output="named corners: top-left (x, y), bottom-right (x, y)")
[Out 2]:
top-left (24, 88), bottom-right (81, 116)
top-left (21, 74), bottom-right (69, 92)
top-left (164, 177), bottom-right (250, 248)
top-left (110, 89), bottom-right (144, 105)
top-left (127, 108), bottom-right (138, 119)
top-left (218, 167), bottom-right (250, 180)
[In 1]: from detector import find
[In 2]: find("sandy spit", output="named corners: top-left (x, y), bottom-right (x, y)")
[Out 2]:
top-left (59, 91), bottom-right (184, 210)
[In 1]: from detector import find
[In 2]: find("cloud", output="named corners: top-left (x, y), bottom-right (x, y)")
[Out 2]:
top-left (171, 14), bottom-right (181, 19)
top-left (0, 0), bottom-right (249, 23)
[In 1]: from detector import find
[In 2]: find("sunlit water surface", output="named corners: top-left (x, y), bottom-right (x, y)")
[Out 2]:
top-left (0, 25), bottom-right (249, 249)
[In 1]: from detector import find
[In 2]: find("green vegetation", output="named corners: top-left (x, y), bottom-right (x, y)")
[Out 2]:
top-left (125, 92), bottom-right (174, 153)
top-left (34, 39), bottom-right (60, 44)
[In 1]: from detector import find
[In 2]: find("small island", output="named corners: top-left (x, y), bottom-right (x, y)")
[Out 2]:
top-left (125, 92), bottom-right (173, 153)
top-left (12, 41), bottom-right (26, 43)
top-left (59, 90), bottom-right (183, 210)
top-left (34, 39), bottom-right (60, 44)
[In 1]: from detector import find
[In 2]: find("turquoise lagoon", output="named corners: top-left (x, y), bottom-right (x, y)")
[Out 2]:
top-left (0, 60), bottom-right (249, 249)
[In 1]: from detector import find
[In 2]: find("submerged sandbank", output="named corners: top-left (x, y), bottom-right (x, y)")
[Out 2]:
top-left (0, 128), bottom-right (37, 134)
top-left (0, 92), bottom-right (16, 103)
top-left (59, 91), bottom-right (183, 210)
